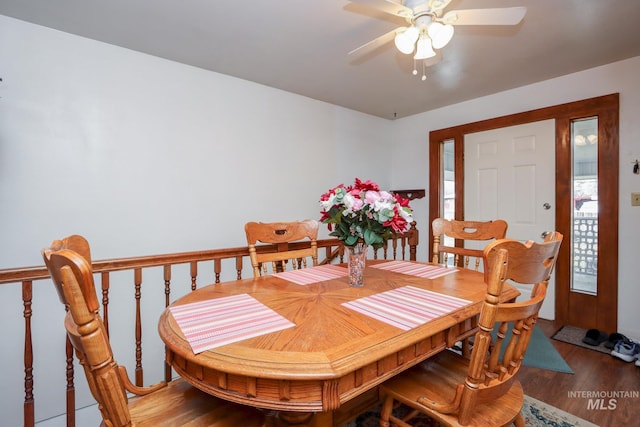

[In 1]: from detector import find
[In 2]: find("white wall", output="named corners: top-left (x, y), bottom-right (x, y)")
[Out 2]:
top-left (392, 56), bottom-right (640, 341)
top-left (2, 12), bottom-right (639, 427)
top-left (0, 16), bottom-right (396, 267)
top-left (0, 16), bottom-right (393, 426)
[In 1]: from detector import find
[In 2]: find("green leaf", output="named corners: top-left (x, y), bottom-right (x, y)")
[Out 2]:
top-left (345, 234), bottom-right (359, 246)
top-left (337, 222), bottom-right (349, 235)
top-left (364, 228), bottom-right (383, 245)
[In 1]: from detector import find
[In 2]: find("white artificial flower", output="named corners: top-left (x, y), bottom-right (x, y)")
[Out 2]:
top-left (364, 191), bottom-right (382, 210)
top-left (374, 199), bottom-right (394, 213)
top-left (342, 193), bottom-right (357, 215)
top-left (319, 193), bottom-right (336, 210)
top-left (379, 191), bottom-right (393, 201)
top-left (400, 207), bottom-right (414, 223)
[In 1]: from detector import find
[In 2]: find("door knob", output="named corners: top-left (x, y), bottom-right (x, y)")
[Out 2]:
top-left (543, 203), bottom-right (551, 210)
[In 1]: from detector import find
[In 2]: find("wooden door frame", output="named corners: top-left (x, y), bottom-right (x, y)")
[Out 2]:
top-left (428, 93), bottom-right (619, 331)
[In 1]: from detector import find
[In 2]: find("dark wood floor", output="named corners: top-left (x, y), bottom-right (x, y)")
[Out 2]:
top-left (519, 319), bottom-right (640, 427)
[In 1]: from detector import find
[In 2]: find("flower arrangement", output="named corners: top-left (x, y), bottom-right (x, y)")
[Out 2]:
top-left (319, 178), bottom-right (414, 249)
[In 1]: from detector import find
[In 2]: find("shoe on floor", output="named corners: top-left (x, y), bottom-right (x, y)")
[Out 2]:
top-left (583, 328), bottom-right (608, 346)
top-left (611, 338), bottom-right (640, 362)
top-left (604, 332), bottom-right (628, 349)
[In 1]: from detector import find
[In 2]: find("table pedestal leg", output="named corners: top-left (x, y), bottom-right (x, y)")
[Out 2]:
top-left (278, 412), bottom-right (312, 425)
top-left (274, 411), bottom-right (332, 426)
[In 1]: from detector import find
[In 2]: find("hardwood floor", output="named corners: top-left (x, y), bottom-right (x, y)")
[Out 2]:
top-left (519, 319), bottom-right (640, 427)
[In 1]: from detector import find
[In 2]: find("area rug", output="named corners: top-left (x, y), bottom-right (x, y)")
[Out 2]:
top-left (343, 395), bottom-right (598, 427)
top-left (521, 395), bottom-right (598, 427)
top-left (444, 325), bottom-right (572, 373)
top-left (519, 325), bottom-right (574, 373)
top-left (551, 325), bottom-right (611, 355)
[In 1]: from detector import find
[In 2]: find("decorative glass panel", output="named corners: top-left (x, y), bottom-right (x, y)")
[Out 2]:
top-left (442, 140), bottom-right (455, 253)
top-left (571, 117), bottom-right (598, 295)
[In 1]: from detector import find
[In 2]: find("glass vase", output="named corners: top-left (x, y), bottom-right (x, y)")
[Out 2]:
top-left (347, 242), bottom-right (367, 287)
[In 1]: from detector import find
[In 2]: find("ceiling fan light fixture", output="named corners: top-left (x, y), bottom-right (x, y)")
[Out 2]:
top-left (413, 35), bottom-right (435, 60)
top-left (428, 22), bottom-right (454, 49)
top-left (347, 1), bottom-right (528, 80)
top-left (394, 26), bottom-right (419, 54)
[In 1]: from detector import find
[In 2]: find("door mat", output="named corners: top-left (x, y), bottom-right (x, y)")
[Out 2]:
top-left (551, 325), bottom-right (611, 355)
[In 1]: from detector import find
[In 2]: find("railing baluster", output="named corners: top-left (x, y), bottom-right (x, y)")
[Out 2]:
top-left (23, 280), bottom-right (34, 427)
top-left (403, 235), bottom-right (408, 259)
top-left (392, 237), bottom-right (399, 260)
top-left (235, 256), bottom-right (243, 280)
top-left (101, 272), bottom-right (110, 336)
top-left (409, 222), bottom-right (418, 261)
top-left (164, 265), bottom-right (171, 307)
top-left (214, 259), bottom-right (222, 283)
top-left (65, 334), bottom-right (75, 427)
top-left (134, 268), bottom-right (143, 387)
top-left (163, 265), bottom-right (172, 383)
top-left (190, 261), bottom-right (198, 291)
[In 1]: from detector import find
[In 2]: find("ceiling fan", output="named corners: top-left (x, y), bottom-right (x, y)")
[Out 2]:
top-left (348, 0), bottom-right (526, 80)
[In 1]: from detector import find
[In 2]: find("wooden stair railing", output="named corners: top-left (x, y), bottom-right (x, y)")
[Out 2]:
top-left (0, 224), bottom-right (418, 427)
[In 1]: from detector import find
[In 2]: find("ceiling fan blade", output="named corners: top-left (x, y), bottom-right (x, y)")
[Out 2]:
top-left (349, 0), bottom-right (414, 19)
top-left (441, 7), bottom-right (527, 26)
top-left (349, 27), bottom-right (401, 56)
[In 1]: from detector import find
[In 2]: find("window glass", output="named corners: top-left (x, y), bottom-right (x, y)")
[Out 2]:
top-left (571, 117), bottom-right (598, 295)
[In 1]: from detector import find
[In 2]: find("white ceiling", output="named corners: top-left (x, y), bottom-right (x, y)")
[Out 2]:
top-left (1, 0), bottom-right (639, 119)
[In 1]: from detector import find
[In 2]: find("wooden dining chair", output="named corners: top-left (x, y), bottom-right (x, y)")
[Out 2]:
top-left (379, 232), bottom-right (563, 427)
top-left (245, 219), bottom-right (319, 277)
top-left (42, 235), bottom-right (267, 427)
top-left (432, 218), bottom-right (508, 356)
top-left (432, 218), bottom-right (508, 271)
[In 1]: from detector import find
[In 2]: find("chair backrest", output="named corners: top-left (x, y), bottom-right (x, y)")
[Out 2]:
top-left (454, 232), bottom-right (563, 425)
top-left (245, 220), bottom-right (319, 277)
top-left (42, 235), bottom-right (99, 312)
top-left (431, 218), bottom-right (508, 270)
top-left (42, 237), bottom-right (133, 426)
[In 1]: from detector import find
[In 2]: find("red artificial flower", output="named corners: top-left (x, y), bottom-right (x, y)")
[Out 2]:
top-left (394, 193), bottom-right (410, 207)
top-left (383, 207), bottom-right (408, 232)
top-left (320, 184), bottom-right (340, 202)
top-left (354, 178), bottom-right (380, 192)
top-left (319, 210), bottom-right (331, 223)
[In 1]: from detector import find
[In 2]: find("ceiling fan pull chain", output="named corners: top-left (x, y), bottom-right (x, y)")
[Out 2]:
top-left (421, 60), bottom-right (427, 81)
top-left (412, 58), bottom-right (418, 76)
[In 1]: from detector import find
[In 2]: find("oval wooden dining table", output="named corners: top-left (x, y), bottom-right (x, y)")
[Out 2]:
top-left (158, 261), bottom-right (518, 426)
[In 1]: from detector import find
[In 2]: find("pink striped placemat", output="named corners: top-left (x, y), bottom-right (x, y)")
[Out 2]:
top-left (372, 260), bottom-right (458, 279)
top-left (343, 286), bottom-right (472, 330)
top-left (169, 293), bottom-right (295, 354)
top-left (274, 264), bottom-right (348, 285)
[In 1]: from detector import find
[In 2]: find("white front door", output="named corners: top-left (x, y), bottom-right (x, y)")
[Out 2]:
top-left (464, 119), bottom-right (556, 319)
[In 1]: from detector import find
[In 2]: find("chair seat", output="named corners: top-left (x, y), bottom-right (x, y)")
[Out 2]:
top-left (380, 350), bottom-right (524, 427)
top-left (127, 378), bottom-right (266, 427)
